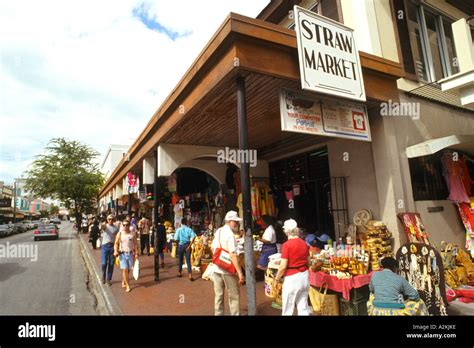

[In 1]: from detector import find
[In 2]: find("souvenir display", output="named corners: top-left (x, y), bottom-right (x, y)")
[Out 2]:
top-left (363, 220), bottom-right (393, 271)
top-left (311, 243), bottom-right (370, 279)
top-left (397, 213), bottom-right (430, 245)
top-left (396, 243), bottom-right (448, 316)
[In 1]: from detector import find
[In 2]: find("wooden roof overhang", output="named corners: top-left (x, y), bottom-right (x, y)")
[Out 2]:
top-left (99, 12), bottom-right (404, 198)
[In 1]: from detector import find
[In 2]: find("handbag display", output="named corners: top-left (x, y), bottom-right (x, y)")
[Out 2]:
top-left (309, 284), bottom-right (340, 316)
top-left (212, 228), bottom-right (236, 274)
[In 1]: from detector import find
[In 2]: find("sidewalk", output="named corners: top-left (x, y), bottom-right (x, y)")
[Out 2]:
top-left (79, 233), bottom-right (279, 315)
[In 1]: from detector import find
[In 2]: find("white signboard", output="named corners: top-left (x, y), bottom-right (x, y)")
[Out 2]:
top-left (280, 88), bottom-right (371, 141)
top-left (294, 5), bottom-right (366, 102)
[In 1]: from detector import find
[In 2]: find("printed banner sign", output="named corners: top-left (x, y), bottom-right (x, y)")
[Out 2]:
top-left (280, 88), bottom-right (371, 141)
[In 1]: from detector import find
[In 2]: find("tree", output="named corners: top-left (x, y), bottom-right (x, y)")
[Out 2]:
top-left (25, 138), bottom-right (105, 226)
top-left (50, 204), bottom-right (60, 216)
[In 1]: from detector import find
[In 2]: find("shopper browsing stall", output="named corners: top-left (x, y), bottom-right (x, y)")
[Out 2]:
top-left (257, 215), bottom-right (278, 271)
top-left (274, 219), bottom-right (310, 316)
top-left (175, 218), bottom-right (197, 281)
top-left (211, 210), bottom-right (245, 316)
top-left (367, 257), bottom-right (428, 316)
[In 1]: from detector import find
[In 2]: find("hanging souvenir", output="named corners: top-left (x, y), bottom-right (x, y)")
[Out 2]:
top-left (396, 243), bottom-right (448, 316)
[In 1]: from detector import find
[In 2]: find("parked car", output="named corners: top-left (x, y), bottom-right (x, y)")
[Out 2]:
top-left (22, 220), bottom-right (34, 230)
top-left (14, 223), bottom-right (29, 233)
top-left (33, 224), bottom-right (59, 241)
top-left (31, 220), bottom-right (40, 229)
top-left (0, 224), bottom-right (13, 238)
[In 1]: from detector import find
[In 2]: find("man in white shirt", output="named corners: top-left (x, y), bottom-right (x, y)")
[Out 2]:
top-left (211, 210), bottom-right (245, 316)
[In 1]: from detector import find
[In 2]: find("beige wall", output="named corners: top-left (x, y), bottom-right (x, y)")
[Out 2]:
top-left (327, 138), bottom-right (381, 238)
top-left (370, 93), bottom-right (474, 252)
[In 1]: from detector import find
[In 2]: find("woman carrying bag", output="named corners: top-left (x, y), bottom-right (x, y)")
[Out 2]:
top-left (114, 219), bottom-right (139, 292)
top-left (273, 219), bottom-right (311, 316)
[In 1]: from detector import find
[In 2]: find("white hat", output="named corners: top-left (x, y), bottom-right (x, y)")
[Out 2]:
top-left (283, 219), bottom-right (297, 232)
top-left (224, 210), bottom-right (242, 222)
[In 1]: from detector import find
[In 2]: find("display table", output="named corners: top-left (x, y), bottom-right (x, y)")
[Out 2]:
top-left (309, 271), bottom-right (373, 301)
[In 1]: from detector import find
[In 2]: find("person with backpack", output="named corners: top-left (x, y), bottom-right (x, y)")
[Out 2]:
top-left (211, 211), bottom-right (245, 316)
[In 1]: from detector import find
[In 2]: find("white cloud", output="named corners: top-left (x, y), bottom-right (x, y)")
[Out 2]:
top-left (0, 0), bottom-right (269, 184)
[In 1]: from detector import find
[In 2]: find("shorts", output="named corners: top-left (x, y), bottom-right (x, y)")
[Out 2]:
top-left (119, 252), bottom-right (135, 270)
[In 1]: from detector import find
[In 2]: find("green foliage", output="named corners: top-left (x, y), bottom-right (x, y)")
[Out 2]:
top-left (25, 138), bottom-right (105, 218)
top-left (50, 204), bottom-right (60, 216)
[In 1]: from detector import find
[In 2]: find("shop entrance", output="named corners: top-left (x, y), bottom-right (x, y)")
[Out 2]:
top-left (269, 146), bottom-right (347, 240)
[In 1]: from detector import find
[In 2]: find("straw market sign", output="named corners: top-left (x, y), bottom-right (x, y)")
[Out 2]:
top-left (294, 5), bottom-right (366, 102)
top-left (280, 88), bottom-right (371, 141)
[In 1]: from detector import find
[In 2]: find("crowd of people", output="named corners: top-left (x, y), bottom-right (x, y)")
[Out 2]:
top-left (76, 209), bottom-right (427, 316)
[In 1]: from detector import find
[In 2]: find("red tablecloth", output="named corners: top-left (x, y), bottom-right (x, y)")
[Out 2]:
top-left (309, 271), bottom-right (372, 301)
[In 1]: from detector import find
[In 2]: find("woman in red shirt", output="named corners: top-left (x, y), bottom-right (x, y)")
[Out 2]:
top-left (274, 219), bottom-right (310, 315)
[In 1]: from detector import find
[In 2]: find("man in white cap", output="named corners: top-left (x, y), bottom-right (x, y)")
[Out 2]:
top-left (274, 218), bottom-right (310, 315)
top-left (211, 210), bottom-right (245, 315)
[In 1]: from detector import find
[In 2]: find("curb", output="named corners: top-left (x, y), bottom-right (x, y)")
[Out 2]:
top-left (77, 233), bottom-right (122, 315)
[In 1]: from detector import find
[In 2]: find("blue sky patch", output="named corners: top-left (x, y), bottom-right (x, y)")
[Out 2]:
top-left (132, 2), bottom-right (192, 40)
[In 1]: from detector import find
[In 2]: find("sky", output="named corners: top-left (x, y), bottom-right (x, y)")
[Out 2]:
top-left (0, 0), bottom-right (269, 185)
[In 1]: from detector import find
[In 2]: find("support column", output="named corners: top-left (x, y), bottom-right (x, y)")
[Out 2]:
top-left (237, 75), bottom-right (256, 316)
top-left (153, 150), bottom-right (160, 282)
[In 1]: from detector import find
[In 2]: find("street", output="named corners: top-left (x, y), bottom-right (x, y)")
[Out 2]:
top-left (0, 222), bottom-right (97, 315)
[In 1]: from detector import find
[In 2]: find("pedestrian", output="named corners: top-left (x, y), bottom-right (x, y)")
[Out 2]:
top-left (114, 219), bottom-right (139, 292)
top-left (211, 210), bottom-right (245, 316)
top-left (273, 219), bottom-right (310, 316)
top-left (155, 217), bottom-right (167, 268)
top-left (138, 216), bottom-right (151, 256)
top-left (100, 214), bottom-right (120, 286)
top-left (256, 215), bottom-right (278, 271)
top-left (89, 219), bottom-right (101, 250)
top-left (367, 257), bottom-right (428, 315)
top-left (81, 217), bottom-right (88, 234)
top-left (174, 217), bottom-right (196, 281)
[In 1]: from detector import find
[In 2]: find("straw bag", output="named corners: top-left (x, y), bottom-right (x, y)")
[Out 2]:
top-left (309, 284), bottom-right (340, 316)
top-left (171, 241), bottom-right (178, 259)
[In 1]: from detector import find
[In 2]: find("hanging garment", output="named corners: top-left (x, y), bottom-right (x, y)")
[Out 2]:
top-left (226, 165), bottom-right (236, 189)
top-left (456, 202), bottom-right (474, 255)
top-left (251, 185), bottom-right (260, 221)
top-left (234, 170), bottom-right (241, 197)
top-left (442, 153), bottom-right (470, 203)
top-left (259, 186), bottom-right (267, 216)
top-left (285, 190), bottom-right (294, 201)
top-left (267, 193), bottom-right (276, 217)
top-left (460, 158), bottom-right (472, 196)
top-left (236, 193), bottom-right (243, 220)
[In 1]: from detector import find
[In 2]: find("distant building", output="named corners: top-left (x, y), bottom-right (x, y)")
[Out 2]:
top-left (101, 144), bottom-right (131, 180)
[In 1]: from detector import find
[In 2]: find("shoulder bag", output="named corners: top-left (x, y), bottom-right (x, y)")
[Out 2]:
top-left (212, 228), bottom-right (236, 274)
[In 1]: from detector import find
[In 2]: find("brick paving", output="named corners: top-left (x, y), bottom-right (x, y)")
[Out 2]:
top-left (80, 233), bottom-right (280, 315)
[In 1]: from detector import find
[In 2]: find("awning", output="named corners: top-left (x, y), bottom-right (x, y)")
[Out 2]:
top-left (406, 134), bottom-right (474, 158)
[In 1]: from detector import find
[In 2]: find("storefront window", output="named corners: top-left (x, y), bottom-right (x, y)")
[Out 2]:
top-left (408, 153), bottom-right (448, 201)
top-left (443, 19), bottom-right (460, 75)
top-left (406, 2), bottom-right (429, 81)
top-left (404, 1), bottom-right (459, 82)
